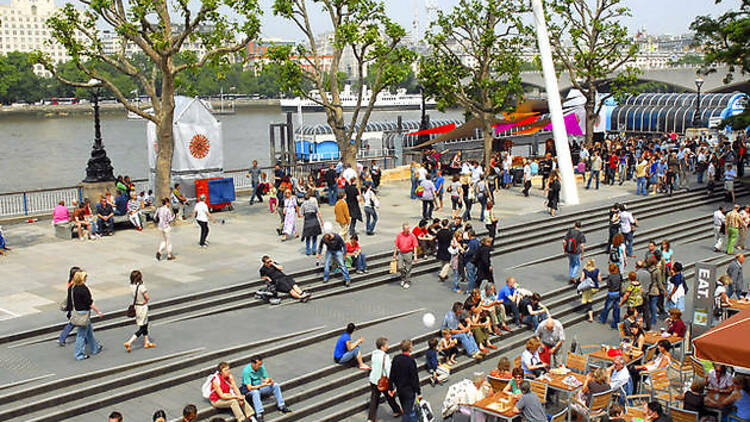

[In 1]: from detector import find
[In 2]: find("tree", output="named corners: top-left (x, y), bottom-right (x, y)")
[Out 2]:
top-left (546, 0), bottom-right (641, 143)
top-left (0, 52), bottom-right (46, 104)
top-left (268, 0), bottom-right (415, 167)
top-left (692, 0), bottom-right (750, 129)
top-left (35, 0), bottom-right (262, 199)
top-left (419, 0), bottom-right (528, 165)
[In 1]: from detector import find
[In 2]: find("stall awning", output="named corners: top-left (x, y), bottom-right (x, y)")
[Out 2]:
top-left (693, 307), bottom-right (750, 371)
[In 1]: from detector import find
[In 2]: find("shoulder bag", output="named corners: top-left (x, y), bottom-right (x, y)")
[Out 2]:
top-left (126, 284), bottom-right (140, 318)
top-left (68, 286), bottom-right (91, 327)
top-left (376, 353), bottom-right (389, 391)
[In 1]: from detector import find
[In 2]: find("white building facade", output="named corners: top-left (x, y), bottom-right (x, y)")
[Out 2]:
top-left (0, 0), bottom-right (71, 73)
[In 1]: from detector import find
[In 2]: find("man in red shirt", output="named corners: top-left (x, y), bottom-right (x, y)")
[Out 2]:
top-left (608, 153), bottom-right (619, 185)
top-left (393, 223), bottom-right (419, 289)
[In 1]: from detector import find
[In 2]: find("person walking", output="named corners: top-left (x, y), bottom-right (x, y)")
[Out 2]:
top-left (155, 198), bottom-right (176, 261)
top-left (345, 178), bottom-right (363, 238)
top-left (367, 337), bottom-right (403, 422)
top-left (363, 183), bottom-right (379, 235)
top-left (475, 174), bottom-right (489, 222)
top-left (727, 204), bottom-right (743, 254)
top-left (389, 339), bottom-right (421, 422)
top-left (280, 189), bottom-right (300, 241)
top-left (585, 151), bottom-right (602, 190)
top-left (619, 204), bottom-right (637, 257)
top-left (247, 160), bottom-right (263, 205)
top-left (300, 192), bottom-right (322, 255)
top-left (726, 253), bottom-right (745, 298)
top-left (193, 194), bottom-right (216, 248)
top-left (545, 171), bottom-right (561, 217)
top-left (123, 270), bottom-right (156, 353)
top-left (334, 192), bottom-right (351, 241)
top-left (599, 263), bottom-right (623, 328)
top-left (420, 174), bottom-right (436, 220)
top-left (393, 223), bottom-right (419, 289)
top-left (522, 158), bottom-right (532, 197)
top-left (58, 266), bottom-right (81, 347)
top-left (563, 221), bottom-right (586, 284)
top-left (66, 270), bottom-right (103, 360)
top-left (714, 206), bottom-right (726, 252)
top-left (318, 232), bottom-right (352, 286)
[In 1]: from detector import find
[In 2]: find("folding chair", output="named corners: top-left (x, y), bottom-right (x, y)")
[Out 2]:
top-left (514, 355), bottom-right (522, 369)
top-left (566, 352), bottom-right (589, 374)
top-left (571, 389), bottom-right (612, 422)
top-left (668, 354), bottom-right (694, 387)
top-left (670, 406), bottom-right (699, 422)
top-left (643, 369), bottom-right (676, 408)
top-left (487, 375), bottom-right (509, 392)
top-left (689, 356), bottom-right (706, 380)
top-left (643, 345), bottom-right (657, 363)
top-left (617, 322), bottom-right (628, 339)
top-left (550, 407), bottom-right (568, 422)
top-left (530, 379), bottom-right (548, 404)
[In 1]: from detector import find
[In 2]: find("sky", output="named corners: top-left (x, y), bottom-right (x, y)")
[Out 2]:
top-left (256, 0), bottom-right (740, 41)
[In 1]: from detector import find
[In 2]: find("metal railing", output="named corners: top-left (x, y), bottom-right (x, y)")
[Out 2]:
top-left (0, 156), bottom-right (396, 219)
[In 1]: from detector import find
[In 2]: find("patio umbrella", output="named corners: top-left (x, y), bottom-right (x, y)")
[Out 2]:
top-left (693, 307), bottom-right (750, 371)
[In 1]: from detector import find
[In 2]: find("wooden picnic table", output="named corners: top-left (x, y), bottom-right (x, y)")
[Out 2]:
top-left (643, 331), bottom-right (683, 346)
top-left (535, 370), bottom-right (588, 422)
top-left (587, 348), bottom-right (644, 366)
top-left (703, 390), bottom-right (734, 421)
top-left (465, 390), bottom-right (520, 422)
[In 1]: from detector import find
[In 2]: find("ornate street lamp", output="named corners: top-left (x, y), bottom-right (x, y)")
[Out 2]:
top-left (417, 85), bottom-right (430, 148)
top-left (83, 78), bottom-right (115, 183)
top-left (693, 76), bottom-right (704, 127)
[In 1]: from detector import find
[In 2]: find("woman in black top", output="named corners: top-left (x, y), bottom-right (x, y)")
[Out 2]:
top-left (599, 263), bottom-right (623, 328)
top-left (475, 237), bottom-right (494, 286)
top-left (679, 379), bottom-right (707, 417)
top-left (545, 171), bottom-right (561, 217)
top-left (67, 271), bottom-right (103, 360)
top-left (58, 266), bottom-right (81, 346)
top-left (344, 179), bottom-right (362, 237)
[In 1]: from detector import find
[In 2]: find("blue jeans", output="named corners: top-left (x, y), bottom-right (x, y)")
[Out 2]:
top-left (338, 345), bottom-right (360, 364)
top-left (568, 253), bottom-right (581, 280)
top-left (305, 236), bottom-right (318, 255)
top-left (422, 200), bottom-right (434, 219)
top-left (74, 319), bottom-right (101, 360)
top-left (324, 250), bottom-right (350, 282)
top-left (400, 395), bottom-right (417, 422)
top-left (463, 199), bottom-right (473, 220)
top-left (249, 384), bottom-right (285, 415)
top-left (353, 253), bottom-right (367, 271)
top-left (599, 292), bottom-right (621, 327)
top-left (586, 170), bottom-right (600, 189)
top-left (452, 332), bottom-right (479, 355)
top-left (453, 267), bottom-right (461, 291)
top-left (328, 186), bottom-right (337, 206)
top-left (465, 261), bottom-right (477, 292)
top-left (410, 178), bottom-right (418, 199)
top-left (522, 314), bottom-right (542, 330)
top-left (623, 231), bottom-right (634, 257)
top-left (649, 295), bottom-right (660, 328)
top-left (364, 206), bottom-right (377, 233)
top-left (478, 195), bottom-right (487, 221)
top-left (59, 322), bottom-right (74, 345)
top-left (697, 170), bottom-right (704, 183)
top-left (637, 177), bottom-right (647, 195)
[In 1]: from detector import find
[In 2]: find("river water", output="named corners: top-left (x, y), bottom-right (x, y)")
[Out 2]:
top-left (0, 107), bottom-right (462, 193)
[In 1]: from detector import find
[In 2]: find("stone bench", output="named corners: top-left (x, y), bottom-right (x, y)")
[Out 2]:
top-left (53, 210), bottom-right (153, 240)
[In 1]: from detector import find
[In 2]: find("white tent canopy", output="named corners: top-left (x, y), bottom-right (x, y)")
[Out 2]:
top-left (147, 96), bottom-right (224, 198)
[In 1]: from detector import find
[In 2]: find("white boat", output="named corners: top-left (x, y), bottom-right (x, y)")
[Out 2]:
top-left (280, 85), bottom-right (436, 112)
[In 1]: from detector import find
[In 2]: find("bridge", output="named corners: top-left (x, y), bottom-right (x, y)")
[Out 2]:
top-left (521, 65), bottom-right (748, 93)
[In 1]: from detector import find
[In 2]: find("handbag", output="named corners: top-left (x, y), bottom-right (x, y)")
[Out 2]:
top-left (389, 258), bottom-right (399, 274)
top-left (68, 287), bottom-right (91, 327)
top-left (126, 284), bottom-right (139, 318)
top-left (376, 353), bottom-right (389, 392)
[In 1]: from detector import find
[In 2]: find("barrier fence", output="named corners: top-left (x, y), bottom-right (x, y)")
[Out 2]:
top-left (0, 156), bottom-right (396, 219)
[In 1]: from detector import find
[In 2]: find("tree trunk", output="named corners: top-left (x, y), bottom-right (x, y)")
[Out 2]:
top-left (154, 73), bottom-right (176, 202)
top-left (482, 113), bottom-right (494, 166)
top-left (585, 102), bottom-right (596, 144)
top-left (328, 105), bottom-right (358, 168)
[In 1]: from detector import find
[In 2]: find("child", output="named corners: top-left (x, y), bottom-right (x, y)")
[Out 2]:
top-left (426, 338), bottom-right (440, 386)
top-left (490, 356), bottom-right (512, 379)
top-left (268, 185), bottom-right (278, 213)
top-left (438, 328), bottom-right (459, 365)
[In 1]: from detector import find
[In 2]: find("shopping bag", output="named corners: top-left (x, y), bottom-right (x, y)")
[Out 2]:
top-left (389, 259), bottom-right (399, 274)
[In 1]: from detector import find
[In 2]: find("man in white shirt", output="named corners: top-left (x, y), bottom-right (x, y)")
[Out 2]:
top-left (192, 194), bottom-right (216, 248)
top-left (618, 204), bottom-right (637, 257)
top-left (342, 164), bottom-right (357, 184)
top-left (522, 159), bottom-right (532, 197)
top-left (416, 165), bottom-right (428, 182)
top-left (714, 206), bottom-right (726, 252)
top-left (608, 356), bottom-right (632, 402)
top-left (471, 162), bottom-right (483, 183)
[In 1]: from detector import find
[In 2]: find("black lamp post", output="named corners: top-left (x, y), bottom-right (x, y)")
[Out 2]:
top-left (83, 78), bottom-right (115, 183)
top-left (417, 85), bottom-right (430, 147)
top-left (693, 76), bottom-right (704, 127)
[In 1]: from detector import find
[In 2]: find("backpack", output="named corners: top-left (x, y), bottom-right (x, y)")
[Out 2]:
top-left (609, 246), bottom-right (620, 264)
top-left (201, 371), bottom-right (218, 399)
top-left (415, 185), bottom-right (425, 197)
top-left (564, 231), bottom-right (578, 254)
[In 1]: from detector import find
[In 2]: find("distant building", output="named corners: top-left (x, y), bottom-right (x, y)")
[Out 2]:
top-left (0, 0), bottom-right (73, 75)
top-left (245, 39), bottom-right (333, 75)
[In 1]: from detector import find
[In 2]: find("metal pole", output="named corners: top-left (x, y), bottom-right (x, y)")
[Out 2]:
top-left (530, 0), bottom-right (579, 205)
top-left (695, 86), bottom-right (702, 126)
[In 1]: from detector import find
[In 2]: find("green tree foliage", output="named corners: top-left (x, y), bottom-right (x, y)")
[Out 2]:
top-left (0, 52), bottom-right (46, 104)
top-left (547, 0), bottom-right (641, 142)
top-left (268, 0), bottom-right (415, 166)
top-left (419, 0), bottom-right (528, 165)
top-left (33, 0), bottom-right (262, 199)
top-left (692, 0), bottom-right (750, 129)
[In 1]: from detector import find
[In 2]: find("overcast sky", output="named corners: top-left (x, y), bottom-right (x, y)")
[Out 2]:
top-left (256, 0), bottom-right (740, 41)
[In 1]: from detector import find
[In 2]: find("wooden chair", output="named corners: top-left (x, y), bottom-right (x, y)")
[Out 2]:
top-left (572, 389), bottom-right (613, 422)
top-left (529, 379), bottom-right (548, 404)
top-left (487, 375), bottom-right (509, 392)
top-left (617, 322), bottom-right (628, 339)
top-left (668, 354), bottom-right (694, 386)
top-left (643, 345), bottom-right (657, 363)
top-left (670, 406), bottom-right (699, 422)
top-left (514, 355), bottom-right (522, 369)
top-left (566, 352), bottom-right (589, 374)
top-left (643, 368), bottom-right (676, 408)
top-left (550, 407), bottom-right (568, 422)
top-left (689, 356), bottom-right (706, 379)
top-left (626, 394), bottom-right (652, 408)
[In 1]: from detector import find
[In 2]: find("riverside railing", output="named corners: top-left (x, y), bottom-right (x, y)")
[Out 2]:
top-left (0, 155), bottom-right (396, 219)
